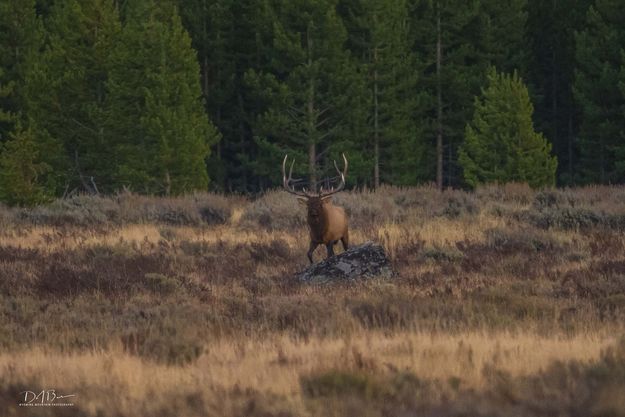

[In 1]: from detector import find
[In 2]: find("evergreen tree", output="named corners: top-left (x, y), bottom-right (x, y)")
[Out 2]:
top-left (526, 0), bottom-right (591, 185)
top-left (459, 69), bottom-right (557, 188)
top-left (106, 1), bottom-right (219, 194)
top-left (574, 0), bottom-right (625, 184)
top-left (619, 55), bottom-right (625, 177)
top-left (246, 0), bottom-right (367, 189)
top-left (177, 0), bottom-right (269, 192)
top-left (479, 0), bottom-right (527, 74)
top-left (26, 0), bottom-right (120, 193)
top-left (411, 0), bottom-right (528, 189)
top-left (177, 0), bottom-right (231, 189)
top-left (0, 0), bottom-right (43, 140)
top-left (0, 69), bottom-right (13, 138)
top-left (0, 125), bottom-right (52, 206)
top-left (340, 0), bottom-right (425, 187)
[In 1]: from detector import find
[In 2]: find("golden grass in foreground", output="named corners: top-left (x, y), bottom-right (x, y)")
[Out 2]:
top-left (0, 330), bottom-right (613, 415)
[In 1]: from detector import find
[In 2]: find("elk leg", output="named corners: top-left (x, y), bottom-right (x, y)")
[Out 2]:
top-left (341, 230), bottom-right (349, 251)
top-left (326, 243), bottom-right (335, 258)
top-left (307, 242), bottom-right (318, 264)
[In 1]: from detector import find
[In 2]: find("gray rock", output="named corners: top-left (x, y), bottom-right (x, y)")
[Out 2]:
top-left (297, 241), bottom-right (395, 284)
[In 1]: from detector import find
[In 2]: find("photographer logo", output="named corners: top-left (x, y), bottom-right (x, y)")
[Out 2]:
top-left (19, 390), bottom-right (76, 407)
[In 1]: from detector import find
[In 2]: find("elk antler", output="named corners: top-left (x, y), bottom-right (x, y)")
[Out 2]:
top-left (282, 155), bottom-right (312, 198)
top-left (319, 153), bottom-right (348, 198)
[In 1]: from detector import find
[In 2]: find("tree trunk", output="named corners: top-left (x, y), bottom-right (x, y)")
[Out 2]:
top-left (237, 92), bottom-right (247, 192)
top-left (373, 46), bottom-right (380, 189)
top-left (308, 139), bottom-right (316, 190)
top-left (600, 138), bottom-right (605, 183)
top-left (551, 0), bottom-right (558, 169)
top-left (567, 113), bottom-right (573, 185)
top-left (202, 0), bottom-right (209, 101)
top-left (436, 3), bottom-right (443, 191)
top-left (447, 143), bottom-right (452, 186)
top-left (203, 55), bottom-right (209, 101)
top-left (164, 170), bottom-right (171, 196)
top-left (306, 22), bottom-right (317, 188)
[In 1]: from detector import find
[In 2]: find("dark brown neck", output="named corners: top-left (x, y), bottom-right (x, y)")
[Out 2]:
top-left (308, 204), bottom-right (329, 241)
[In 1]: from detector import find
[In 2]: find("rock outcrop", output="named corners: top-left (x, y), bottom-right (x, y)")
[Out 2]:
top-left (297, 241), bottom-right (394, 284)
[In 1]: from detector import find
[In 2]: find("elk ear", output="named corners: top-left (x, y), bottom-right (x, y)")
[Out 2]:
top-left (320, 195), bottom-right (332, 202)
top-left (297, 197), bottom-right (308, 205)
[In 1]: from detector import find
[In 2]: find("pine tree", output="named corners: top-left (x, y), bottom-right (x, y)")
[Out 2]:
top-left (177, 0), bottom-right (230, 189)
top-left (0, 125), bottom-right (52, 206)
top-left (0, 0), bottom-right (43, 140)
top-left (246, 0), bottom-right (367, 189)
top-left (106, 1), bottom-right (220, 194)
top-left (411, 0), bottom-right (528, 189)
top-left (0, 69), bottom-right (14, 139)
top-left (340, 0), bottom-right (425, 187)
top-left (25, 0), bottom-right (120, 193)
top-left (526, 0), bottom-right (591, 185)
top-left (574, 0), bottom-right (625, 184)
top-left (177, 0), bottom-right (269, 192)
top-left (479, 0), bottom-right (527, 74)
top-left (459, 69), bottom-right (557, 188)
top-left (619, 53), bottom-right (625, 178)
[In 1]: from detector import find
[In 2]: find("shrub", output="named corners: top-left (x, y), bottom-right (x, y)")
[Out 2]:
top-left (179, 240), bottom-right (213, 257)
top-left (474, 288), bottom-right (557, 326)
top-left (192, 193), bottom-right (236, 225)
top-left (333, 187), bottom-right (406, 228)
top-left (34, 245), bottom-right (176, 297)
top-left (261, 295), bottom-right (348, 337)
top-left (348, 288), bottom-right (418, 329)
top-left (121, 323), bottom-right (204, 365)
top-left (248, 239), bottom-right (291, 262)
top-left (476, 183), bottom-right (535, 206)
top-left (144, 273), bottom-right (178, 295)
top-left (532, 189), bottom-right (562, 210)
top-left (18, 195), bottom-right (117, 226)
top-left (301, 370), bottom-right (378, 398)
top-left (525, 207), bottom-right (603, 230)
top-left (421, 245), bottom-right (464, 262)
top-left (440, 193), bottom-right (479, 218)
top-left (241, 190), bottom-right (304, 230)
top-left (0, 203), bottom-right (15, 227)
top-left (485, 227), bottom-right (564, 253)
top-left (12, 192), bottom-right (236, 227)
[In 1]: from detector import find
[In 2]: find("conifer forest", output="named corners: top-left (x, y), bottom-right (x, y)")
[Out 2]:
top-left (1, 0), bottom-right (625, 202)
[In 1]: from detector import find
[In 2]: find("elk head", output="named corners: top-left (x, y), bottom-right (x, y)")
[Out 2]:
top-left (282, 154), bottom-right (350, 264)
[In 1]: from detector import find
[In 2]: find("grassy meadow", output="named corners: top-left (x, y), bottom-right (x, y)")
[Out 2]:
top-left (1, 184), bottom-right (625, 416)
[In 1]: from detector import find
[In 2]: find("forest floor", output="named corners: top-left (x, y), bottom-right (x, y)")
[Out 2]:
top-left (1, 184), bottom-right (625, 416)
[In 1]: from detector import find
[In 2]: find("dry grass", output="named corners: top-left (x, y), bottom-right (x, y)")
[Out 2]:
top-left (0, 331), bottom-right (614, 416)
top-left (1, 185), bottom-right (625, 416)
top-left (0, 224), bottom-right (303, 252)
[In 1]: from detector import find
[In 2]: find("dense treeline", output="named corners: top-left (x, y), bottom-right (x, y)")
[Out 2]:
top-left (0, 0), bottom-right (623, 203)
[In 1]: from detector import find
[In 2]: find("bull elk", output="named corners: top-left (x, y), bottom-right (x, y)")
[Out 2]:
top-left (282, 154), bottom-right (349, 264)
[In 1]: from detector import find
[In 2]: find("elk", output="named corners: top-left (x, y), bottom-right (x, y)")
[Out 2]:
top-left (282, 154), bottom-right (349, 264)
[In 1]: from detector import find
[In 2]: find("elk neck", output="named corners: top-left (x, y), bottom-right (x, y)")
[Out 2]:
top-left (307, 198), bottom-right (330, 242)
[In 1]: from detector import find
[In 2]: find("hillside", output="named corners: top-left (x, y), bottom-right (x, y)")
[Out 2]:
top-left (1, 184), bottom-right (625, 416)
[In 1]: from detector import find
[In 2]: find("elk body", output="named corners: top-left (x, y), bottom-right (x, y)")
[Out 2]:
top-left (282, 154), bottom-right (349, 264)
